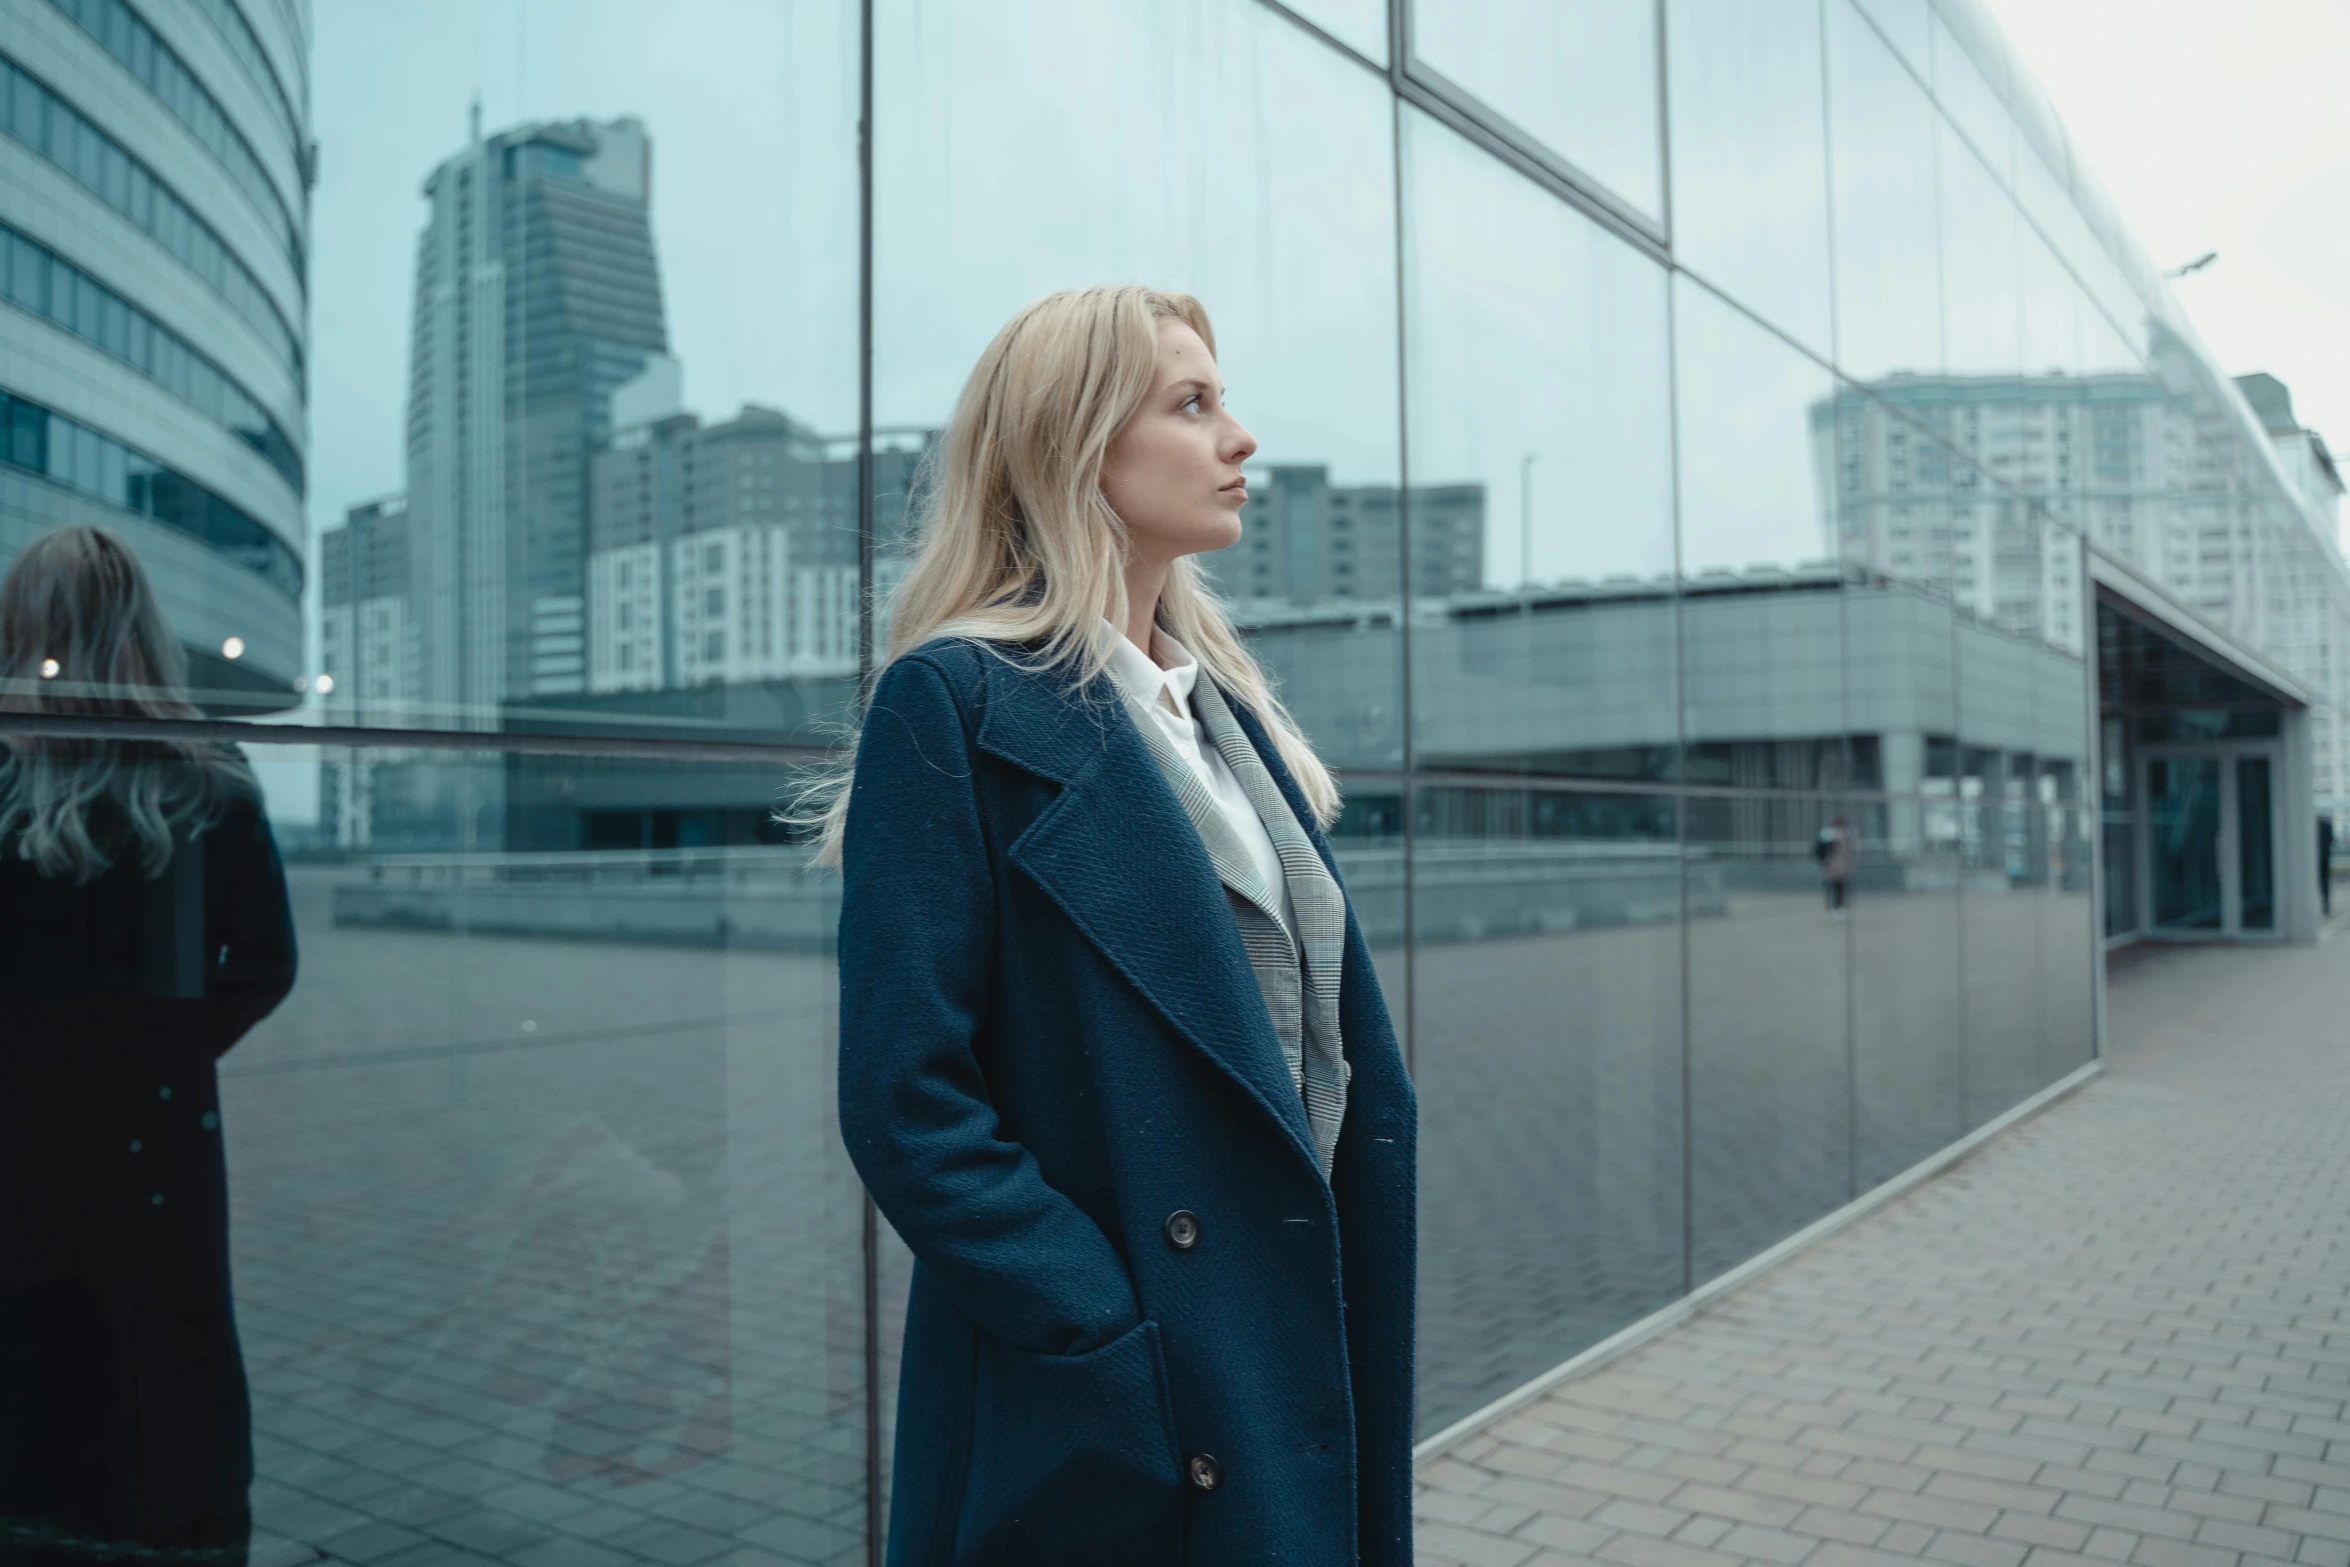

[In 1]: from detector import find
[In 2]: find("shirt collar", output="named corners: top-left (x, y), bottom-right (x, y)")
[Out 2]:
top-left (1100, 619), bottom-right (1201, 718)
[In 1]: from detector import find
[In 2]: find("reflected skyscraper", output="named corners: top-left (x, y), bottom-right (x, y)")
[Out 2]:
top-left (405, 114), bottom-right (669, 723)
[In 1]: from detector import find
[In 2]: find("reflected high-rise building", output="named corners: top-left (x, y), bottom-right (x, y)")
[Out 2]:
top-left (405, 114), bottom-right (668, 724)
top-left (0, 0), bottom-right (310, 711)
top-left (1821, 351), bottom-right (2350, 715)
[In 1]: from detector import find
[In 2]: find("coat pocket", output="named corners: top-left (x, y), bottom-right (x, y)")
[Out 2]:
top-left (952, 1318), bottom-right (1184, 1566)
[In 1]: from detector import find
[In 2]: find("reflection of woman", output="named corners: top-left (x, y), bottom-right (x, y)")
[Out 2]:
top-left (819, 289), bottom-right (1415, 1565)
top-left (0, 528), bottom-right (296, 1565)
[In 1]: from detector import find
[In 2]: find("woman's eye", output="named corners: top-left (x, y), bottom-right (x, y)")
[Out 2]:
top-left (1181, 395), bottom-right (1203, 413)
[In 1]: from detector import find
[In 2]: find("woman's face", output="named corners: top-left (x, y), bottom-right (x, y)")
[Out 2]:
top-left (1099, 320), bottom-right (1258, 566)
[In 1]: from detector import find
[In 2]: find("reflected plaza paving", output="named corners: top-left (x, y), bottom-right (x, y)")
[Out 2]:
top-left (222, 866), bottom-right (2090, 1567)
top-left (223, 871), bottom-right (864, 1567)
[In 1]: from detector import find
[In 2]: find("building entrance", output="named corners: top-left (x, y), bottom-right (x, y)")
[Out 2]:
top-left (2099, 593), bottom-right (2313, 945)
top-left (2141, 746), bottom-right (2281, 937)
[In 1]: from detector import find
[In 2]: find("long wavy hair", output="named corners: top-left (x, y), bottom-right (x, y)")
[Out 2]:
top-left (802, 285), bottom-right (1338, 863)
top-left (0, 526), bottom-right (253, 882)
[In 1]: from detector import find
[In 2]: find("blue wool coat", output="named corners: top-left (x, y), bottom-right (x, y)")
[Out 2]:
top-left (837, 638), bottom-right (1416, 1567)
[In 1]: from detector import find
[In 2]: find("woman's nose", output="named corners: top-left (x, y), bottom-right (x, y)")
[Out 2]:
top-left (1224, 419), bottom-right (1258, 464)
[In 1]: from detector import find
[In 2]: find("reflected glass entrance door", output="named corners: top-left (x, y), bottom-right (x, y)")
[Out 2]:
top-left (2147, 755), bottom-right (2222, 931)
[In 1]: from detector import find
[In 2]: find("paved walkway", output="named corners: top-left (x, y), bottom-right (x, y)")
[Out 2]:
top-left (1414, 934), bottom-right (2350, 1567)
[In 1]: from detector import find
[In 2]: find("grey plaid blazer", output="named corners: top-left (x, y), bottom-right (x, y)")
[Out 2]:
top-left (1118, 674), bottom-right (1350, 1175)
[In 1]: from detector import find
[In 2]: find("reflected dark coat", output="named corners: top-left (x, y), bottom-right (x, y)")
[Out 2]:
top-left (838, 640), bottom-right (1416, 1567)
top-left (0, 783), bottom-right (296, 1551)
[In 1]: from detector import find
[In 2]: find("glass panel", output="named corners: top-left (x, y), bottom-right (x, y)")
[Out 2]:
top-left (1664, 0), bottom-right (1833, 356)
top-left (1850, 0), bottom-right (1928, 71)
top-left (1676, 278), bottom-right (1845, 788)
top-left (1939, 121), bottom-right (2020, 379)
top-left (0, 739), bottom-right (864, 1563)
top-left (2148, 755), bottom-right (2223, 931)
top-left (1956, 617), bottom-right (2041, 1128)
top-left (2101, 714), bottom-right (2136, 938)
top-left (2019, 225), bottom-right (2082, 383)
top-left (1831, 385), bottom-right (1965, 600)
top-left (1279, 0), bottom-right (1390, 63)
top-left (2035, 646), bottom-right (2096, 1077)
top-left (1687, 793), bottom-right (1850, 1279)
top-left (1411, 786), bottom-right (1684, 1435)
top-left (1826, 0), bottom-right (1942, 383)
top-left (1929, 10), bottom-right (2011, 181)
top-left (1402, 108), bottom-right (1676, 779)
top-left (1852, 795), bottom-right (1962, 1188)
top-left (2239, 755), bottom-right (2275, 930)
top-left (300, 7), bottom-right (857, 739)
top-left (1408, 0), bottom-right (1664, 221)
top-left (876, 0), bottom-right (1405, 770)
top-left (2139, 709), bottom-right (2282, 743)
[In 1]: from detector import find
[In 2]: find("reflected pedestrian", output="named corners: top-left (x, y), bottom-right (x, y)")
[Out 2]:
top-left (1817, 812), bottom-right (1855, 920)
top-left (811, 288), bottom-right (1415, 1565)
top-left (0, 527), bottom-right (296, 1566)
top-left (2322, 816), bottom-right (2335, 919)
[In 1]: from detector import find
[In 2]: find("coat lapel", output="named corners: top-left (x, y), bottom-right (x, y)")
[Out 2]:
top-left (974, 654), bottom-right (1319, 1168)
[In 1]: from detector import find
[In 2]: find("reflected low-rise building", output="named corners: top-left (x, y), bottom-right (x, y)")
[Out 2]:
top-left (583, 403), bottom-right (886, 692)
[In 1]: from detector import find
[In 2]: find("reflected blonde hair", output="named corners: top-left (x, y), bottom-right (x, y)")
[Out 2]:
top-left (0, 526), bottom-right (252, 882)
top-left (803, 285), bottom-right (1338, 862)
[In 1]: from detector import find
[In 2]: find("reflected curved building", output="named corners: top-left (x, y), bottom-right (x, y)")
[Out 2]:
top-left (0, 0), bottom-right (309, 711)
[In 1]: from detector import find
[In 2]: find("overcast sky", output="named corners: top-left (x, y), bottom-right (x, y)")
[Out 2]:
top-left (1984, 0), bottom-right (2350, 458)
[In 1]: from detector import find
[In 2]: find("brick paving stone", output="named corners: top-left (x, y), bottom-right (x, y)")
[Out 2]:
top-left (1926, 1532), bottom-right (2030, 1567)
top-left (1523, 1512), bottom-right (1631, 1555)
top-left (1717, 1524), bottom-right (1825, 1563)
top-left (1418, 942), bottom-right (2350, 1567)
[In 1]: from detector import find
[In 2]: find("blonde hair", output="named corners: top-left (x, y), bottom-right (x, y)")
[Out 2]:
top-left (803, 285), bottom-right (1338, 862)
top-left (0, 526), bottom-right (253, 882)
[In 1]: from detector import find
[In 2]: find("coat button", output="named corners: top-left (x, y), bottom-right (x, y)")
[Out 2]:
top-left (1187, 1453), bottom-right (1221, 1491)
top-left (1164, 1210), bottom-right (1200, 1250)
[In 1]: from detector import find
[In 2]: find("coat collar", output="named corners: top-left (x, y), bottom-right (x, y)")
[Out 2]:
top-left (969, 649), bottom-right (1323, 1171)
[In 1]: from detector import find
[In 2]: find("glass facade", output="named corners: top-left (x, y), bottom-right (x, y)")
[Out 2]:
top-left (5, 1), bottom-right (2348, 1563)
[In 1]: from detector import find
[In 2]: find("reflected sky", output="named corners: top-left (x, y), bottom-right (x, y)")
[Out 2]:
top-left (1404, 109), bottom-right (1672, 590)
top-left (306, 0), bottom-right (857, 536)
top-left (873, 0), bottom-right (1400, 487)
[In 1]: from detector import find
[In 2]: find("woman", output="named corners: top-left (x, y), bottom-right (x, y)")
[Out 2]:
top-left (823, 287), bottom-right (1415, 1565)
top-left (0, 527), bottom-right (297, 1564)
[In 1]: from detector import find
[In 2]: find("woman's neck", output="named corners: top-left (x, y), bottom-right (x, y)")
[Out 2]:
top-left (1122, 558), bottom-right (1170, 660)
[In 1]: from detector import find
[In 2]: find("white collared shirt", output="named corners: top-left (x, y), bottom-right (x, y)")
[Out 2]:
top-left (1101, 621), bottom-right (1297, 940)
